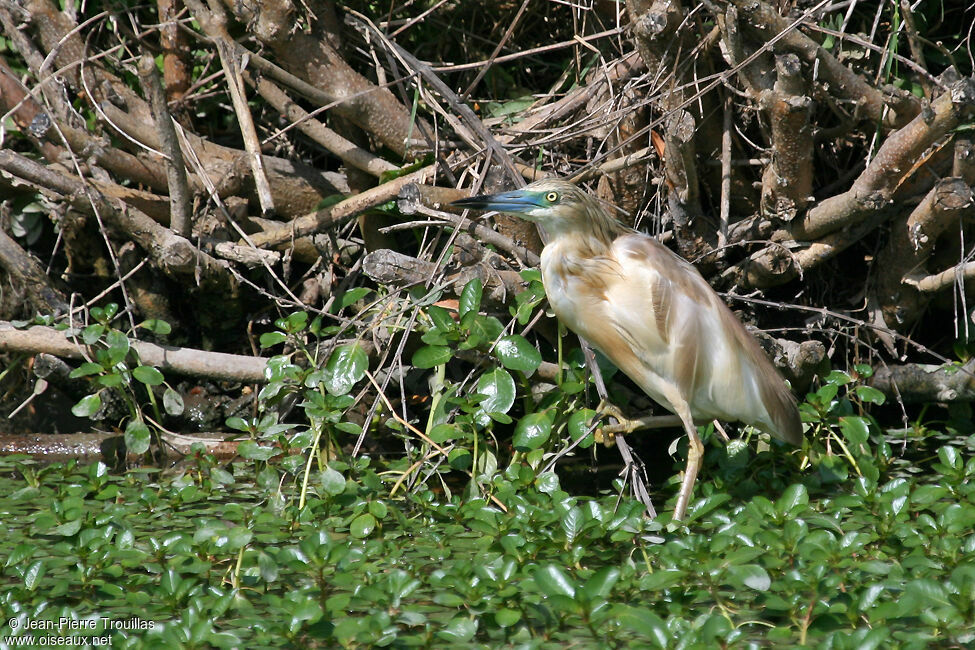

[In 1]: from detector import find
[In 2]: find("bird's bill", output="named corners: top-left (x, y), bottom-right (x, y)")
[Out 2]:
top-left (451, 189), bottom-right (542, 214)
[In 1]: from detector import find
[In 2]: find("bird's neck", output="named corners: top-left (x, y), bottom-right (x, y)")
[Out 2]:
top-left (548, 215), bottom-right (626, 260)
top-left (555, 229), bottom-right (615, 259)
top-left (541, 226), bottom-right (625, 293)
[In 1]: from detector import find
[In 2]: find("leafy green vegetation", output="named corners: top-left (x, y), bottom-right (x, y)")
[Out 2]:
top-left (2, 431), bottom-right (974, 647)
top-left (2, 1), bottom-right (974, 643)
top-left (5, 280), bottom-right (975, 646)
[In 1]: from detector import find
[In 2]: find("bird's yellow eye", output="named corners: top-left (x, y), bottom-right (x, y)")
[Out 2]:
top-left (545, 191), bottom-right (559, 203)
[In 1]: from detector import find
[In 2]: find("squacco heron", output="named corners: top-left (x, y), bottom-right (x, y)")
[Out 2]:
top-left (454, 179), bottom-right (803, 521)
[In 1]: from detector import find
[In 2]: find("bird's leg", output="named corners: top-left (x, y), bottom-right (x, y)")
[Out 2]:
top-left (672, 409), bottom-right (705, 522)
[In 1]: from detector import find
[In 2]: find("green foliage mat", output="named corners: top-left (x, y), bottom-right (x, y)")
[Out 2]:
top-left (2, 446), bottom-right (974, 649)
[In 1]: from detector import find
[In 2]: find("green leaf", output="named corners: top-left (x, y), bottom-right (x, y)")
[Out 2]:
top-left (437, 617), bottom-right (477, 643)
top-left (226, 416), bottom-right (250, 432)
top-left (23, 561), bottom-right (45, 591)
top-left (322, 344), bottom-right (368, 395)
top-left (494, 335), bottom-right (541, 375)
top-left (429, 423), bottom-right (459, 444)
top-left (562, 507), bottom-right (584, 544)
top-left (71, 393), bottom-right (102, 417)
top-left (903, 578), bottom-right (952, 610)
top-left (460, 314), bottom-right (501, 352)
top-left (937, 445), bottom-right (961, 471)
top-left (338, 287), bottom-right (373, 310)
top-left (260, 331), bottom-right (288, 348)
top-left (581, 566), bottom-right (620, 600)
top-left (825, 370), bottom-right (852, 385)
top-left (512, 412), bottom-right (552, 451)
top-left (163, 388), bottom-right (184, 416)
top-left (685, 493), bottom-right (731, 521)
top-left (533, 564), bottom-right (576, 598)
top-left (476, 368), bottom-right (516, 415)
top-left (82, 323), bottom-right (105, 345)
top-left (425, 305), bottom-right (456, 333)
top-left (855, 385), bottom-right (886, 404)
top-left (840, 416), bottom-right (871, 450)
top-left (368, 501), bottom-right (388, 520)
top-left (459, 278), bottom-right (483, 319)
top-left (139, 318), bottom-right (172, 335)
top-left (237, 440), bottom-right (277, 461)
top-left (495, 608), bottom-right (521, 627)
top-left (69, 361), bottom-right (104, 378)
top-left (568, 409), bottom-right (597, 448)
top-left (536, 472), bottom-right (560, 493)
top-left (68, 361), bottom-right (104, 379)
top-left (133, 365), bottom-right (164, 386)
top-left (125, 420), bottom-right (152, 455)
top-left (448, 448), bottom-right (472, 471)
top-left (320, 466), bottom-right (346, 496)
top-left (51, 519), bottom-right (82, 536)
top-left (776, 483), bottom-right (809, 517)
top-left (617, 606), bottom-right (670, 647)
top-left (639, 570), bottom-right (684, 591)
top-left (412, 345), bottom-right (452, 369)
top-left (350, 513), bottom-right (377, 539)
top-left (727, 564), bottom-right (771, 591)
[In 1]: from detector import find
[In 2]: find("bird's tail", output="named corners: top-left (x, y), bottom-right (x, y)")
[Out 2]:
top-left (758, 372), bottom-right (803, 446)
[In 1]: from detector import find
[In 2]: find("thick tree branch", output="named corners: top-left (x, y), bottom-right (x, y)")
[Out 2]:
top-left (0, 321), bottom-right (267, 383)
top-left (795, 78), bottom-right (975, 241)
top-left (870, 358), bottom-right (975, 404)
top-left (137, 54), bottom-right (192, 236)
top-left (0, 229), bottom-right (69, 314)
top-left (728, 0), bottom-right (919, 127)
top-left (0, 150), bottom-right (230, 288)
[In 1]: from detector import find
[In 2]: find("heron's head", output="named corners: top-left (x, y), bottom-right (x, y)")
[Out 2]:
top-left (453, 179), bottom-right (628, 246)
top-left (453, 179), bottom-right (594, 230)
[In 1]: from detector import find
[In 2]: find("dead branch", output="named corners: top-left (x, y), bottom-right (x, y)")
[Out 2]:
top-left (398, 184), bottom-right (540, 267)
top-left (870, 358), bottom-right (975, 404)
top-left (216, 0), bottom-right (428, 159)
top-left (0, 57), bottom-right (170, 192)
top-left (157, 0), bottom-right (192, 109)
top-left (99, 103), bottom-right (348, 218)
top-left (871, 178), bottom-right (975, 330)
top-left (136, 54), bottom-right (192, 236)
top-left (728, 0), bottom-right (919, 127)
top-left (0, 321), bottom-right (267, 383)
top-left (629, 0), bottom-right (708, 257)
top-left (24, 0), bottom-right (152, 122)
top-left (954, 138), bottom-right (975, 184)
top-left (729, 77), bottom-right (975, 290)
top-left (0, 150), bottom-right (230, 288)
top-left (362, 249), bottom-right (526, 308)
top-left (796, 77), bottom-right (975, 241)
top-left (0, 228), bottom-right (68, 314)
top-left (184, 0), bottom-right (275, 215)
top-left (244, 69), bottom-right (398, 179)
top-left (245, 166), bottom-right (437, 249)
top-left (759, 54), bottom-right (814, 220)
top-left (913, 263), bottom-right (975, 295)
top-left (0, 432), bottom-right (244, 463)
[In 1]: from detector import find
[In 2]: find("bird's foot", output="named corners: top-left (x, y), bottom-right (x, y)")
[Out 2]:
top-left (595, 401), bottom-right (684, 441)
top-left (594, 401), bottom-right (639, 446)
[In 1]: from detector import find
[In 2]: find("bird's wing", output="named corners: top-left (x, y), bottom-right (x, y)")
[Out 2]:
top-left (603, 234), bottom-right (802, 444)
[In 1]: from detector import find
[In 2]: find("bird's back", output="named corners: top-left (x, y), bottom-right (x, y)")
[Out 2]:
top-left (542, 231), bottom-right (802, 446)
